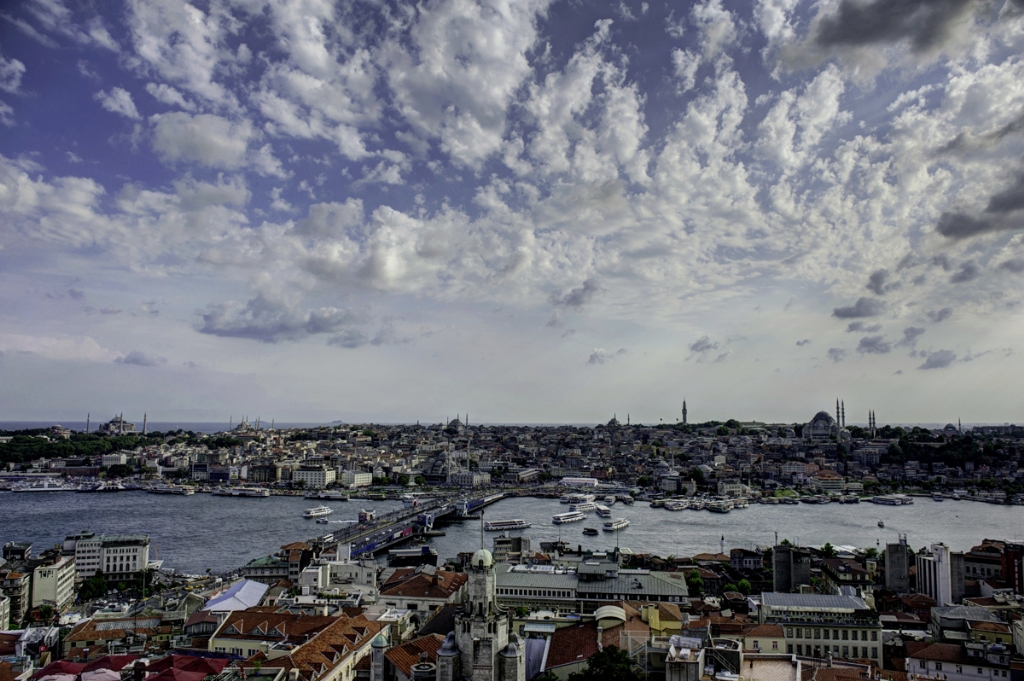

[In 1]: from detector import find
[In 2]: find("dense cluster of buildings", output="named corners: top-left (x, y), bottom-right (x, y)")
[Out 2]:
top-left (2, 525), bottom-right (1023, 681)
top-left (4, 411), bottom-right (1024, 505)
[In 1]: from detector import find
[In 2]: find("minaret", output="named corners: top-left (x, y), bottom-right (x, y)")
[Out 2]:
top-left (841, 401), bottom-right (845, 429)
top-left (120, 412), bottom-right (125, 434)
top-left (720, 535), bottom-right (725, 556)
top-left (682, 400), bottom-right (688, 425)
top-left (143, 412), bottom-right (147, 435)
top-left (86, 413), bottom-right (90, 433)
top-left (836, 399), bottom-right (840, 425)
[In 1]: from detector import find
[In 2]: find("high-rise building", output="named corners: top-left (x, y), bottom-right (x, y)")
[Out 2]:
top-left (773, 545), bottom-right (812, 593)
top-left (915, 543), bottom-right (965, 606)
top-left (1002, 543), bottom-right (1023, 595)
top-left (885, 535), bottom-right (910, 593)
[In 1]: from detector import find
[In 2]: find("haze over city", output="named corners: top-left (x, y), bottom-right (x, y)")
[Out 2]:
top-left (1, 0), bottom-right (1023, 423)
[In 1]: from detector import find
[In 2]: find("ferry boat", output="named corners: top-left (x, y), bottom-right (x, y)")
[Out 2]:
top-left (358, 509), bottom-right (376, 523)
top-left (148, 483), bottom-right (194, 495)
top-left (603, 495), bottom-right (617, 504)
top-left (932, 493), bottom-right (945, 502)
top-left (484, 519), bottom-right (532, 532)
top-left (582, 527), bottom-right (599, 536)
top-left (603, 518), bottom-right (629, 531)
top-left (595, 504), bottom-right (612, 517)
top-left (305, 490), bottom-right (350, 501)
top-left (566, 493), bottom-right (596, 505)
top-left (871, 494), bottom-right (913, 505)
top-left (689, 498), bottom-right (706, 510)
top-left (664, 500), bottom-right (688, 511)
top-left (552, 511), bottom-right (586, 524)
top-left (618, 495), bottom-right (634, 505)
top-left (213, 487), bottom-right (270, 497)
top-left (559, 495), bottom-right (571, 504)
top-left (569, 502), bottom-right (597, 513)
top-left (707, 499), bottom-right (734, 513)
top-left (13, 479), bottom-right (75, 492)
top-left (78, 481), bottom-right (126, 492)
top-left (841, 494), bottom-right (861, 503)
top-left (303, 505), bottom-right (333, 518)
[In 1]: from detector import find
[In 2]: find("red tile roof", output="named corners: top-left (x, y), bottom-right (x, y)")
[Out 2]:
top-left (384, 635), bottom-right (445, 677)
top-left (379, 571), bottom-right (467, 600)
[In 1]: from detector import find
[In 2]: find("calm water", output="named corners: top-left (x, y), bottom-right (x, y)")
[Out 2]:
top-left (1, 492), bottom-right (1021, 574)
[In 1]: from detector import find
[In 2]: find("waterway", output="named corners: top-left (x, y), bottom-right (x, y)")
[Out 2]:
top-left (1, 492), bottom-right (1020, 574)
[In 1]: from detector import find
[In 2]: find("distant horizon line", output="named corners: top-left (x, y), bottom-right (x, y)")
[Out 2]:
top-left (1, 418), bottom-right (1017, 431)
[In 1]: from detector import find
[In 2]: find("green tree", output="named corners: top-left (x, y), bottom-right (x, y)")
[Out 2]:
top-left (398, 475), bottom-right (410, 486)
top-left (566, 646), bottom-right (640, 681)
top-left (685, 569), bottom-right (704, 596)
top-left (688, 468), bottom-right (705, 486)
top-left (737, 579), bottom-right (751, 595)
top-left (414, 476), bottom-right (426, 486)
top-left (636, 476), bottom-right (650, 487)
top-left (724, 582), bottom-right (738, 593)
top-left (820, 542), bottom-right (837, 558)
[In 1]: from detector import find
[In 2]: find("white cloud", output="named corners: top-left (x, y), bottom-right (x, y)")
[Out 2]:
top-left (95, 87), bottom-right (141, 120)
top-left (0, 54), bottom-right (26, 94)
top-left (151, 112), bottom-right (253, 169)
top-left (0, 331), bottom-right (119, 363)
top-left (383, 0), bottom-right (552, 168)
top-left (145, 82), bottom-right (196, 111)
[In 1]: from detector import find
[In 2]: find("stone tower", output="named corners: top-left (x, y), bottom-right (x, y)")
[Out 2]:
top-left (371, 632), bottom-right (388, 681)
top-left (439, 546), bottom-right (523, 681)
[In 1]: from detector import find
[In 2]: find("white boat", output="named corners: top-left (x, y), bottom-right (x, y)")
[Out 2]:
top-left (733, 498), bottom-right (750, 508)
top-left (13, 479), bottom-right (74, 492)
top-left (559, 495), bottom-right (571, 504)
top-left (148, 484), bottom-right (194, 496)
top-left (569, 502), bottom-right (597, 513)
top-left (595, 504), bottom-right (612, 517)
top-left (484, 519), bottom-right (532, 531)
top-left (707, 499), bottom-right (734, 513)
top-left (664, 500), bottom-right (688, 511)
top-left (305, 490), bottom-right (350, 501)
top-left (689, 499), bottom-right (706, 510)
top-left (603, 495), bottom-right (617, 504)
top-left (304, 505), bottom-right (333, 518)
top-left (214, 487), bottom-right (270, 497)
top-left (932, 493), bottom-right (945, 502)
top-left (552, 511), bottom-right (586, 524)
top-left (603, 518), bottom-right (629, 531)
top-left (566, 493), bottom-right (596, 504)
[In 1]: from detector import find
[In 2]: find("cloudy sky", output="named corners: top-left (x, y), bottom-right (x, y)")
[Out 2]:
top-left (1, 0), bottom-right (1023, 425)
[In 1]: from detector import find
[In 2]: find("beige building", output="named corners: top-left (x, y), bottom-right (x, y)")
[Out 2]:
top-left (0, 594), bottom-right (9, 630)
top-left (32, 554), bottom-right (76, 612)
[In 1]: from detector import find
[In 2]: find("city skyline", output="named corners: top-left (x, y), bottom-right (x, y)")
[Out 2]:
top-left (2, 0), bottom-right (1024, 423)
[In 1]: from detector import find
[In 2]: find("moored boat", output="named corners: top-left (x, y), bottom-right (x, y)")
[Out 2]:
top-left (553, 511), bottom-right (586, 524)
top-left (603, 518), bottom-right (629, 531)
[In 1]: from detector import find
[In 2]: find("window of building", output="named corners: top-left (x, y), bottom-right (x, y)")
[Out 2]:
top-left (842, 631), bottom-right (848, 640)
top-left (796, 628), bottom-right (802, 638)
top-left (787, 628), bottom-right (793, 638)
top-left (797, 645), bottom-right (803, 655)
top-left (936, 663), bottom-right (943, 671)
top-left (772, 641), bottom-right (778, 650)
top-left (814, 629), bottom-right (820, 639)
top-left (842, 647), bottom-right (848, 658)
top-left (824, 630), bottom-right (830, 640)
top-left (871, 631), bottom-right (877, 641)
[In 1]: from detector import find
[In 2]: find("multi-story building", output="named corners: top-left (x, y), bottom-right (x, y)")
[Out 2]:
top-left (0, 569), bottom-right (30, 625)
top-left (0, 594), bottom-right (9, 630)
top-left (906, 641), bottom-right (1012, 681)
top-left (293, 465), bottom-right (336, 489)
top-left (759, 592), bottom-right (882, 662)
top-left (773, 545), bottom-right (812, 593)
top-left (885, 536), bottom-right (910, 593)
top-left (821, 558), bottom-right (873, 597)
top-left (31, 553), bottom-right (76, 612)
top-left (917, 543), bottom-right (965, 606)
top-left (63, 531), bottom-right (151, 582)
top-left (340, 470), bottom-right (373, 488)
top-left (101, 452), bottom-right (127, 467)
top-left (450, 471), bottom-right (491, 487)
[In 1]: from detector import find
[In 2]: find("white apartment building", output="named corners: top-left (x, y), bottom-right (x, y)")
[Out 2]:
top-left (63, 531), bottom-right (151, 582)
top-left (339, 470), bottom-right (373, 488)
top-left (32, 555), bottom-right (76, 611)
top-left (101, 452), bottom-right (127, 467)
top-left (917, 543), bottom-right (965, 606)
top-left (0, 594), bottom-right (9, 630)
top-left (293, 466), bottom-right (336, 489)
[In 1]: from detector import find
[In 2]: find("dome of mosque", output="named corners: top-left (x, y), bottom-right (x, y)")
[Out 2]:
top-left (472, 548), bottom-right (493, 568)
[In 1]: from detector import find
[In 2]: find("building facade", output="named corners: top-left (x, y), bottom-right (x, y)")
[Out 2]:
top-left (32, 554), bottom-right (76, 612)
top-left (760, 592), bottom-right (882, 663)
top-left (917, 543), bottom-right (966, 606)
top-left (64, 531), bottom-right (151, 582)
